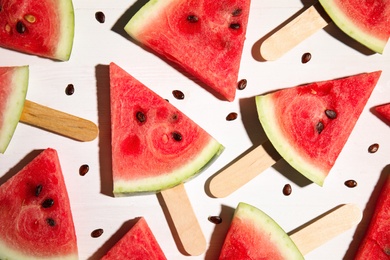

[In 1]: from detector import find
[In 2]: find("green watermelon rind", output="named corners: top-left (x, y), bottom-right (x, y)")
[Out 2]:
top-left (113, 139), bottom-right (224, 195)
top-left (55, 0), bottom-right (75, 61)
top-left (0, 66), bottom-right (29, 154)
top-left (0, 243), bottom-right (78, 260)
top-left (255, 95), bottom-right (326, 186)
top-left (319, 0), bottom-right (387, 54)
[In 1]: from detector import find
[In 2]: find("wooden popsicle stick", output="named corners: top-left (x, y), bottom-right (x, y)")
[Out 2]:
top-left (20, 100), bottom-right (98, 142)
top-left (160, 183), bottom-right (206, 256)
top-left (209, 141), bottom-right (281, 198)
top-left (260, 4), bottom-right (330, 61)
top-left (290, 204), bottom-right (362, 255)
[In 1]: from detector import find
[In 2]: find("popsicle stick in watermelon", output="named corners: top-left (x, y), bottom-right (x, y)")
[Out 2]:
top-left (123, 0), bottom-right (251, 102)
top-left (260, 1), bottom-right (390, 61)
top-left (0, 148), bottom-right (78, 260)
top-left (109, 63), bottom-right (224, 255)
top-left (219, 202), bottom-right (362, 259)
top-left (0, 66), bottom-right (98, 153)
top-left (374, 103), bottom-right (390, 126)
top-left (0, 0), bottom-right (75, 61)
top-left (210, 71), bottom-right (381, 198)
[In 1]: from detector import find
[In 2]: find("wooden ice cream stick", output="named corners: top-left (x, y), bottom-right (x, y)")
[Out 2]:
top-left (290, 203), bottom-right (362, 255)
top-left (160, 183), bottom-right (206, 256)
top-left (20, 100), bottom-right (98, 142)
top-left (260, 3), bottom-right (330, 61)
top-left (209, 140), bottom-right (281, 198)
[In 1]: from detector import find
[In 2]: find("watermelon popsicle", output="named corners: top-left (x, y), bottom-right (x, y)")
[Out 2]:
top-left (0, 66), bottom-right (98, 153)
top-left (259, 1), bottom-right (390, 61)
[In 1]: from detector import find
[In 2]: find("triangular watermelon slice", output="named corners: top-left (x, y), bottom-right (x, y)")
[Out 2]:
top-left (0, 0), bottom-right (75, 61)
top-left (355, 174), bottom-right (390, 259)
top-left (0, 148), bottom-right (78, 260)
top-left (109, 62), bottom-right (223, 195)
top-left (374, 103), bottom-right (390, 126)
top-left (124, 0), bottom-right (251, 101)
top-left (219, 202), bottom-right (304, 259)
top-left (256, 71), bottom-right (381, 186)
top-left (0, 65), bottom-right (29, 154)
top-left (101, 217), bottom-right (167, 260)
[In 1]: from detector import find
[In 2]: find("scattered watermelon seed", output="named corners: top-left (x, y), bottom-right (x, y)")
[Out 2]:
top-left (16, 21), bottom-right (26, 34)
top-left (283, 184), bottom-right (292, 196)
top-left (172, 132), bottom-right (182, 141)
top-left (95, 11), bottom-right (105, 23)
top-left (226, 112), bottom-right (238, 121)
top-left (91, 228), bottom-right (104, 238)
top-left (187, 14), bottom-right (199, 23)
top-left (42, 198), bottom-right (54, 208)
top-left (232, 8), bottom-right (242, 16)
top-left (35, 184), bottom-right (43, 197)
top-left (24, 14), bottom-right (36, 23)
top-left (65, 84), bottom-right (74, 95)
top-left (301, 52), bottom-right (312, 64)
top-left (79, 164), bottom-right (89, 176)
top-left (325, 109), bottom-right (337, 119)
top-left (172, 90), bottom-right (185, 100)
top-left (46, 218), bottom-right (56, 227)
top-left (229, 23), bottom-right (240, 30)
top-left (237, 79), bottom-right (247, 90)
top-left (316, 121), bottom-right (324, 134)
top-left (208, 216), bottom-right (222, 224)
top-left (136, 111), bottom-right (146, 123)
top-left (368, 143), bottom-right (379, 153)
top-left (344, 180), bottom-right (357, 188)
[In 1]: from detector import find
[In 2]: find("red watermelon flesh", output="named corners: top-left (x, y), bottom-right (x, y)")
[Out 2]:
top-left (256, 71), bottom-right (381, 186)
top-left (318, 0), bottom-right (390, 54)
top-left (0, 0), bottom-right (75, 61)
top-left (355, 174), bottom-right (390, 259)
top-left (0, 148), bottom-right (78, 260)
top-left (0, 66), bottom-right (29, 154)
top-left (374, 103), bottom-right (390, 126)
top-left (109, 62), bottom-right (223, 195)
top-left (219, 202), bottom-right (304, 260)
top-left (101, 217), bottom-right (167, 260)
top-left (124, 0), bottom-right (251, 102)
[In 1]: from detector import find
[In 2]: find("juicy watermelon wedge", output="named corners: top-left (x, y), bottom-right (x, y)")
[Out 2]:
top-left (101, 217), bottom-right (167, 260)
top-left (109, 62), bottom-right (224, 195)
top-left (0, 148), bottom-right (78, 260)
top-left (219, 202), bottom-right (304, 260)
top-left (374, 103), bottom-right (390, 126)
top-left (0, 0), bottom-right (75, 61)
top-left (0, 66), bottom-right (29, 154)
top-left (355, 175), bottom-right (390, 259)
top-left (124, 0), bottom-right (251, 101)
top-left (319, 0), bottom-right (390, 54)
top-left (256, 71), bottom-right (381, 186)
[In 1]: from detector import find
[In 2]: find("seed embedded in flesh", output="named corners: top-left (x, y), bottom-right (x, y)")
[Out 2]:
top-left (136, 111), bottom-right (146, 123)
top-left (79, 164), bottom-right (89, 176)
top-left (5, 24), bottom-right (11, 33)
top-left (316, 121), bottom-right (324, 134)
top-left (187, 14), bottom-right (199, 23)
top-left (232, 8), bottom-right (242, 16)
top-left (42, 198), bottom-right (54, 208)
top-left (16, 21), bottom-right (26, 34)
top-left (226, 112), bottom-right (238, 121)
top-left (325, 109), bottom-right (337, 119)
top-left (368, 143), bottom-right (379, 153)
top-left (24, 14), bottom-right (36, 23)
top-left (91, 228), bottom-right (104, 238)
top-left (46, 218), bottom-right (56, 227)
top-left (35, 184), bottom-right (43, 197)
top-left (208, 216), bottom-right (222, 224)
top-left (229, 23), bottom-right (240, 30)
top-left (237, 79), bottom-right (247, 90)
top-left (344, 180), bottom-right (357, 188)
top-left (172, 132), bottom-right (182, 141)
top-left (95, 11), bottom-right (105, 23)
top-left (283, 184), bottom-right (292, 196)
top-left (172, 90), bottom-right (185, 100)
top-left (301, 52), bottom-right (312, 64)
top-left (65, 84), bottom-right (74, 95)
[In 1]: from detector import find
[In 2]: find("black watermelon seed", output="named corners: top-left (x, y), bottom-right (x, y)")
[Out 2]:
top-left (16, 21), bottom-right (26, 33)
top-left (46, 218), bottom-right (56, 226)
top-left (172, 90), bottom-right (185, 100)
top-left (42, 198), bottom-right (54, 208)
top-left (136, 111), bottom-right (146, 123)
top-left (344, 180), bottom-right (357, 188)
top-left (229, 23), bottom-right (240, 30)
top-left (325, 109), bottom-right (337, 119)
top-left (232, 8), bottom-right (242, 16)
top-left (95, 11), bottom-right (105, 23)
top-left (187, 14), bottom-right (199, 23)
top-left (316, 121), bottom-right (324, 134)
top-left (91, 228), bottom-right (104, 238)
top-left (237, 79), bottom-right (247, 90)
top-left (65, 84), bottom-right (74, 95)
top-left (208, 216), bottom-right (222, 224)
top-left (79, 164), bottom-right (89, 176)
top-left (283, 184), bottom-right (292, 196)
top-left (226, 112), bottom-right (238, 121)
top-left (301, 52), bottom-right (312, 64)
top-left (35, 184), bottom-right (43, 197)
top-left (368, 143), bottom-right (379, 153)
top-left (172, 132), bottom-right (182, 141)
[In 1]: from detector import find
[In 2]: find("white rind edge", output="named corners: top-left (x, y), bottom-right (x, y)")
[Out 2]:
top-left (55, 0), bottom-right (75, 61)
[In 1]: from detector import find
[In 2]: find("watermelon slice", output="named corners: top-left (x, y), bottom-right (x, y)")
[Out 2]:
top-left (219, 202), bottom-right (304, 260)
top-left (124, 0), bottom-right (251, 102)
top-left (101, 217), bottom-right (167, 260)
top-left (0, 65), bottom-right (29, 154)
top-left (256, 71), bottom-right (381, 186)
top-left (0, 148), bottom-right (78, 260)
top-left (318, 0), bottom-right (390, 54)
top-left (109, 62), bottom-right (223, 195)
top-left (374, 103), bottom-right (390, 126)
top-left (355, 174), bottom-right (390, 259)
top-left (0, 0), bottom-right (75, 61)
